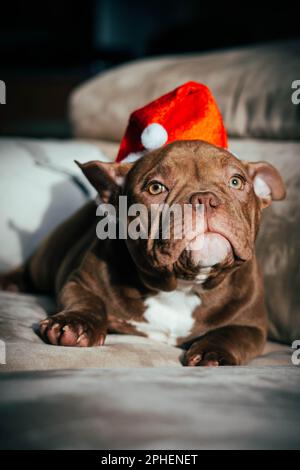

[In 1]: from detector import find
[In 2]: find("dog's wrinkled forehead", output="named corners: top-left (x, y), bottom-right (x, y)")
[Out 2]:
top-left (126, 140), bottom-right (243, 186)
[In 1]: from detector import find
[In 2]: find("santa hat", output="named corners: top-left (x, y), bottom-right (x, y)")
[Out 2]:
top-left (116, 81), bottom-right (227, 163)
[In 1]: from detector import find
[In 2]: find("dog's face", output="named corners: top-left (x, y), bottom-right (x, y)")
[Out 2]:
top-left (78, 140), bottom-right (285, 290)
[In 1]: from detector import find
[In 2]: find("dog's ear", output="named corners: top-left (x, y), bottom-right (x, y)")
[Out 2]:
top-left (245, 161), bottom-right (286, 208)
top-left (75, 160), bottom-right (133, 203)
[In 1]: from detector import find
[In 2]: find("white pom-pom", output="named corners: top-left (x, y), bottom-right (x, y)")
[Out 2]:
top-left (141, 123), bottom-right (168, 150)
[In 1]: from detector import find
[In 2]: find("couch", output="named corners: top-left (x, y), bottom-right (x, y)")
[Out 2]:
top-left (0, 40), bottom-right (300, 450)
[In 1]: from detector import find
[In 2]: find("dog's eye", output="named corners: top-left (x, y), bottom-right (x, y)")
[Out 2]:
top-left (147, 182), bottom-right (167, 195)
top-left (229, 175), bottom-right (244, 190)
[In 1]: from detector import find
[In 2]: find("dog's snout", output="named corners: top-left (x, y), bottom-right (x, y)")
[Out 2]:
top-left (190, 191), bottom-right (221, 209)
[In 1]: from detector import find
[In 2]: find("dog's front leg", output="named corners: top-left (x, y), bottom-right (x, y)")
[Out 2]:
top-left (39, 278), bottom-right (107, 347)
top-left (183, 325), bottom-right (266, 366)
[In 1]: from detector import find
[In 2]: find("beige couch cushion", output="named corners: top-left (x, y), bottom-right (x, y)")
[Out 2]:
top-left (70, 40), bottom-right (300, 142)
top-left (0, 290), bottom-right (291, 372)
top-left (1, 366), bottom-right (299, 450)
top-left (0, 291), bottom-right (182, 371)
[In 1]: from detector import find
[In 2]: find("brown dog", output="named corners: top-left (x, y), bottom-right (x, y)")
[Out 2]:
top-left (0, 141), bottom-right (286, 366)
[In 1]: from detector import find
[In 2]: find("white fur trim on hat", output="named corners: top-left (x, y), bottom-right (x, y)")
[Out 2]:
top-left (141, 123), bottom-right (168, 150)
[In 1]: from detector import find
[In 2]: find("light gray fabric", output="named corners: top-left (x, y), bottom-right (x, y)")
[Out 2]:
top-left (70, 40), bottom-right (300, 142)
top-left (0, 138), bottom-right (108, 271)
top-left (0, 290), bottom-right (292, 372)
top-left (0, 366), bottom-right (299, 449)
top-left (0, 291), bottom-right (182, 371)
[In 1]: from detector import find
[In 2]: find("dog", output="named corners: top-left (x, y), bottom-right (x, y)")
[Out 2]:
top-left (0, 140), bottom-right (286, 366)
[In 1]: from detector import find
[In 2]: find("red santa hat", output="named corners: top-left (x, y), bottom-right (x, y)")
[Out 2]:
top-left (116, 81), bottom-right (227, 163)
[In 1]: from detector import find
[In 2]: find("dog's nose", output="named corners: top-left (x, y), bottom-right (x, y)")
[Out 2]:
top-left (190, 191), bottom-right (221, 209)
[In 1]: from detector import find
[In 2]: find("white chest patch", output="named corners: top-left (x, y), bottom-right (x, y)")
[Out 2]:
top-left (130, 288), bottom-right (201, 345)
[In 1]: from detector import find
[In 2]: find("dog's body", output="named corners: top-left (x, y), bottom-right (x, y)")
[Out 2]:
top-left (0, 141), bottom-right (285, 366)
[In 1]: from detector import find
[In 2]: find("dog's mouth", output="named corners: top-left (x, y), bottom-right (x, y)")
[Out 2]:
top-left (185, 231), bottom-right (234, 268)
top-left (146, 216), bottom-right (249, 277)
top-left (171, 231), bottom-right (237, 283)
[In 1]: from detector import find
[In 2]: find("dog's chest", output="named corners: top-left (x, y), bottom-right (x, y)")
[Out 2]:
top-left (130, 288), bottom-right (202, 345)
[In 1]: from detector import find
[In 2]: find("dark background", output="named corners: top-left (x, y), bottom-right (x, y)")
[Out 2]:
top-left (0, 0), bottom-right (299, 138)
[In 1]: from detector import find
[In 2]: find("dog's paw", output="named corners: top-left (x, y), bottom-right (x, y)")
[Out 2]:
top-left (184, 344), bottom-right (237, 367)
top-left (39, 311), bottom-right (107, 347)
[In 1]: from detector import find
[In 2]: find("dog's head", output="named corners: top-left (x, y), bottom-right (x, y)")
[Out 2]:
top-left (78, 140), bottom-right (285, 291)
